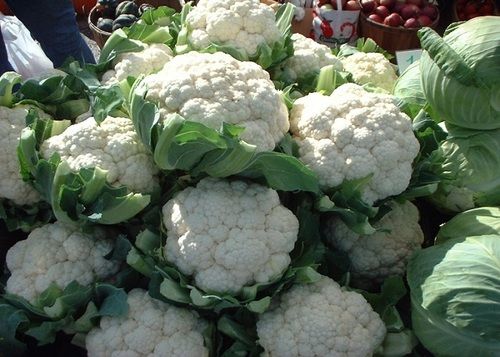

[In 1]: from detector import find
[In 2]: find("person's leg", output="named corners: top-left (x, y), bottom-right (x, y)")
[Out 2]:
top-left (0, 29), bottom-right (15, 75)
top-left (5, 0), bottom-right (95, 67)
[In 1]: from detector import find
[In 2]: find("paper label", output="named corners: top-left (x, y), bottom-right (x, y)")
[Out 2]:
top-left (395, 49), bottom-right (423, 74)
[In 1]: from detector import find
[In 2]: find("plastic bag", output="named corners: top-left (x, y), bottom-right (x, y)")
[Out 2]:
top-left (312, 0), bottom-right (360, 47)
top-left (0, 14), bottom-right (53, 78)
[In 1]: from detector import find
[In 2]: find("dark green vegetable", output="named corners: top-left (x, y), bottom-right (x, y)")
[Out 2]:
top-left (112, 14), bottom-right (138, 31)
top-left (138, 2), bottom-right (155, 15)
top-left (96, 17), bottom-right (113, 33)
top-left (115, 1), bottom-right (139, 17)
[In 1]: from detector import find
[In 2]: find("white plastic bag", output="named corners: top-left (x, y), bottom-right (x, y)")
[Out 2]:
top-left (0, 14), bottom-right (53, 78)
top-left (312, 0), bottom-right (360, 47)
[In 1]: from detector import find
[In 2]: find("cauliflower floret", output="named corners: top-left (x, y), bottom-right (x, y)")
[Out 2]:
top-left (162, 177), bottom-right (299, 295)
top-left (185, 0), bottom-right (281, 58)
top-left (290, 84), bottom-right (419, 204)
top-left (282, 33), bottom-right (343, 82)
top-left (0, 105), bottom-right (52, 205)
top-left (40, 116), bottom-right (158, 193)
top-left (5, 221), bottom-right (119, 303)
top-left (324, 200), bottom-right (424, 287)
top-left (143, 51), bottom-right (289, 151)
top-left (86, 288), bottom-right (209, 357)
top-left (341, 52), bottom-right (398, 93)
top-left (256, 276), bottom-right (386, 357)
top-left (101, 43), bottom-right (173, 85)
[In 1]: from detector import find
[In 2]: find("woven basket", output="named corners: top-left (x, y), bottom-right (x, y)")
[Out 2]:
top-left (88, 0), bottom-right (183, 48)
top-left (358, 11), bottom-right (440, 53)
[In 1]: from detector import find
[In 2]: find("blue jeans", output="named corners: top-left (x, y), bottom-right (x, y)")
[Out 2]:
top-left (0, 0), bottom-right (95, 73)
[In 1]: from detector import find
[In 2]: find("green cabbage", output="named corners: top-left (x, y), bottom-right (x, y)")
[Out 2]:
top-left (407, 234), bottom-right (500, 357)
top-left (393, 61), bottom-right (427, 118)
top-left (418, 17), bottom-right (500, 130)
top-left (429, 125), bottom-right (500, 212)
top-left (436, 207), bottom-right (500, 244)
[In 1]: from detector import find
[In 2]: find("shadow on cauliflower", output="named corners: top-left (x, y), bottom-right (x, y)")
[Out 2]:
top-left (161, 177), bottom-right (299, 295)
top-left (5, 221), bottom-right (120, 303)
top-left (324, 200), bottom-right (424, 289)
top-left (0, 106), bottom-right (52, 206)
top-left (340, 52), bottom-right (398, 93)
top-left (40, 116), bottom-right (159, 194)
top-left (256, 275), bottom-right (386, 357)
top-left (142, 51), bottom-right (289, 151)
top-left (290, 84), bottom-right (419, 205)
top-left (277, 33), bottom-right (343, 83)
top-left (86, 288), bottom-right (209, 357)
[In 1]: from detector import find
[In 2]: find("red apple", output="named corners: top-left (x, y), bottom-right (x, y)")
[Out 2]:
top-left (406, 0), bottom-right (423, 6)
top-left (417, 14), bottom-right (433, 26)
top-left (404, 17), bottom-right (420, 28)
top-left (368, 13), bottom-right (384, 22)
top-left (375, 5), bottom-right (390, 17)
top-left (400, 4), bottom-right (420, 19)
top-left (384, 12), bottom-right (404, 26)
top-left (360, 0), bottom-right (377, 12)
top-left (421, 4), bottom-right (438, 19)
top-left (379, 0), bottom-right (395, 9)
top-left (345, 0), bottom-right (362, 10)
top-left (393, 1), bottom-right (405, 13)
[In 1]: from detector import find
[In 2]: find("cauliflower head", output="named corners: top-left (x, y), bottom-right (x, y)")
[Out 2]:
top-left (0, 105), bottom-right (51, 206)
top-left (101, 43), bottom-right (173, 86)
top-left (5, 221), bottom-right (119, 303)
top-left (290, 84), bottom-right (419, 204)
top-left (162, 177), bottom-right (299, 295)
top-left (340, 52), bottom-right (398, 93)
top-left (40, 116), bottom-right (158, 193)
top-left (86, 288), bottom-right (209, 357)
top-left (324, 200), bottom-right (424, 287)
top-left (283, 33), bottom-right (343, 82)
top-left (185, 0), bottom-right (281, 58)
top-left (256, 276), bottom-right (386, 357)
top-left (143, 51), bottom-right (289, 151)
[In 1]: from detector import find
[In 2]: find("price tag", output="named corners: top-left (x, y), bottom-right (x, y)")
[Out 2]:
top-left (395, 49), bottom-right (423, 75)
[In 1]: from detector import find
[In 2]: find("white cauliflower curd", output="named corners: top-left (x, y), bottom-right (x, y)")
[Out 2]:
top-left (142, 51), bottom-right (289, 151)
top-left (86, 288), bottom-right (209, 357)
top-left (290, 83), bottom-right (419, 204)
top-left (256, 276), bottom-right (386, 357)
top-left (161, 177), bottom-right (299, 295)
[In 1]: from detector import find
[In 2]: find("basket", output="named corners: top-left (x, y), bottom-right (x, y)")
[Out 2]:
top-left (88, 0), bottom-right (183, 48)
top-left (358, 11), bottom-right (440, 53)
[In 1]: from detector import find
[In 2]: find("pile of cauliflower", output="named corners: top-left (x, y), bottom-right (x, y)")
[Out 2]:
top-left (0, 0), bottom-right (427, 356)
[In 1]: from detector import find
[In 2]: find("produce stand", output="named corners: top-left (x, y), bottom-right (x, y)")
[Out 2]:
top-left (1, 1), bottom-right (499, 356)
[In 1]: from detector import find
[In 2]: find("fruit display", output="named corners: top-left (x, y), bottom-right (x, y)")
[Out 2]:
top-left (360, 0), bottom-right (439, 28)
top-left (95, 0), bottom-right (154, 33)
top-left (454, 0), bottom-right (497, 20)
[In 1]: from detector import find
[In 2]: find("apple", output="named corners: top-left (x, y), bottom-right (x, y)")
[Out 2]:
top-left (368, 13), bottom-right (384, 22)
top-left (384, 12), bottom-right (403, 26)
top-left (375, 5), bottom-right (390, 17)
top-left (393, 1), bottom-right (405, 13)
top-left (320, 3), bottom-right (334, 9)
top-left (400, 4), bottom-right (420, 19)
top-left (406, 0), bottom-right (423, 6)
top-left (345, 0), bottom-right (362, 10)
top-left (360, 0), bottom-right (377, 12)
top-left (421, 4), bottom-right (438, 19)
top-left (404, 17), bottom-right (420, 28)
top-left (417, 14), bottom-right (433, 26)
top-left (379, 0), bottom-right (395, 9)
